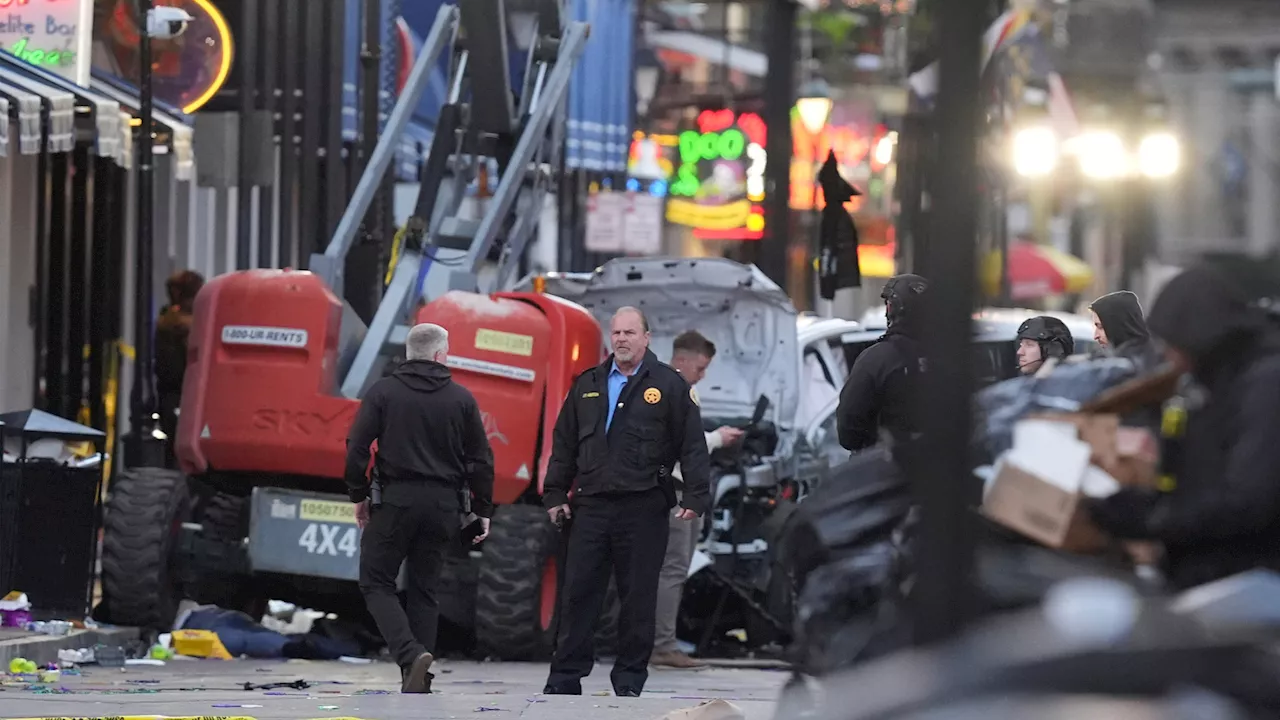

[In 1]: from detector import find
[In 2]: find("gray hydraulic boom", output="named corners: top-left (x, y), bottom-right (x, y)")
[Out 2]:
top-left (306, 0), bottom-right (588, 399)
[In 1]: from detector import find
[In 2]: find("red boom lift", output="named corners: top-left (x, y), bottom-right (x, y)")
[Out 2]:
top-left (99, 0), bottom-right (611, 659)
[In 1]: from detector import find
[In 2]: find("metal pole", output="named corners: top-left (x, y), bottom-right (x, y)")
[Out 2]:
top-left (910, 0), bottom-right (984, 646)
top-left (358, 0), bottom-right (381, 183)
top-left (760, 0), bottom-right (796, 288)
top-left (128, 0), bottom-right (162, 467)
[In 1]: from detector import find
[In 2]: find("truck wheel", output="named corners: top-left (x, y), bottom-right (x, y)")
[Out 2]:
top-left (101, 468), bottom-right (189, 631)
top-left (475, 504), bottom-right (558, 660)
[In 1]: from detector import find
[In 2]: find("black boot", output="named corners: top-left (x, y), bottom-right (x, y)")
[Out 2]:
top-left (401, 652), bottom-right (434, 694)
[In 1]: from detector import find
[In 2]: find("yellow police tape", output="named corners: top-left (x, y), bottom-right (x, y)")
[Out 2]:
top-left (2, 712), bottom-right (373, 717)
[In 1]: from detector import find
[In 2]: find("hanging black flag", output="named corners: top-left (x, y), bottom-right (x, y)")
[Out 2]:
top-left (817, 150), bottom-right (863, 301)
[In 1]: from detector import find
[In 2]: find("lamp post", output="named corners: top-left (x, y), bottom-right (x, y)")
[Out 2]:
top-left (796, 78), bottom-right (834, 139)
top-left (125, 0), bottom-right (164, 468)
top-left (797, 79), bottom-right (833, 312)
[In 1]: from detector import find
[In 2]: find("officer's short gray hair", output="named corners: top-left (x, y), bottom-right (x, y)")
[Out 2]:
top-left (613, 306), bottom-right (650, 332)
top-left (406, 323), bottom-right (449, 361)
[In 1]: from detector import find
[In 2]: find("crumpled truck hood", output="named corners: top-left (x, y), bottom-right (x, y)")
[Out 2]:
top-left (514, 258), bottom-right (800, 428)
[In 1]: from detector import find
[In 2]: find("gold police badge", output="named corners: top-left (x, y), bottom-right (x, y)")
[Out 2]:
top-left (643, 387), bottom-right (662, 404)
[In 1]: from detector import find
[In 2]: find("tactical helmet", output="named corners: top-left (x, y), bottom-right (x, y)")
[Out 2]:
top-left (1016, 316), bottom-right (1074, 361)
top-left (881, 274), bottom-right (929, 331)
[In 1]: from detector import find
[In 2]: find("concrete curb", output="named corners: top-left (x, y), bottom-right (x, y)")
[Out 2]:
top-left (0, 626), bottom-right (140, 666)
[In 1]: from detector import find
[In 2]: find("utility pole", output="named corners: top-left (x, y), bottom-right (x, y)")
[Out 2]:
top-left (910, 0), bottom-right (984, 646)
top-left (348, 0), bottom-right (386, 323)
top-left (759, 0), bottom-right (797, 289)
top-left (126, 0), bottom-right (164, 468)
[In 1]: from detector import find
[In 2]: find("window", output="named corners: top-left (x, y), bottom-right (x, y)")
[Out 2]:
top-left (973, 340), bottom-right (1017, 386)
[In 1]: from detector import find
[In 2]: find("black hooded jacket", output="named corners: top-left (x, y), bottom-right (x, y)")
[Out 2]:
top-left (1090, 291), bottom-right (1151, 352)
top-left (1112, 266), bottom-right (1280, 588)
top-left (837, 294), bottom-right (926, 452)
top-left (344, 360), bottom-right (495, 517)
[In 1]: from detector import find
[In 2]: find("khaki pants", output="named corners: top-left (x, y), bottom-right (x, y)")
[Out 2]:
top-left (653, 505), bottom-right (703, 654)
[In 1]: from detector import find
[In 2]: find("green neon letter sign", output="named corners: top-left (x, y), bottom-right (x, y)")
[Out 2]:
top-left (718, 129), bottom-right (745, 161)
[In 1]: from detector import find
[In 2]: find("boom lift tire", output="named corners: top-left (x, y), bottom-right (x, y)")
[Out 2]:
top-left (475, 504), bottom-right (559, 659)
top-left (201, 492), bottom-right (248, 540)
top-left (100, 468), bottom-right (190, 631)
top-left (188, 493), bottom-right (262, 615)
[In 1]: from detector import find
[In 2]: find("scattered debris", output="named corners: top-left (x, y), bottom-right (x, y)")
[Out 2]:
top-left (58, 648), bottom-right (95, 664)
top-left (8, 658), bottom-right (36, 674)
top-left (95, 645), bottom-right (126, 667)
top-left (25, 620), bottom-right (74, 636)
top-left (244, 679), bottom-right (311, 691)
top-left (658, 699), bottom-right (747, 720)
top-left (213, 703), bottom-right (264, 708)
top-left (0, 592), bottom-right (32, 627)
top-left (318, 704), bottom-right (340, 710)
top-left (474, 707), bottom-right (505, 712)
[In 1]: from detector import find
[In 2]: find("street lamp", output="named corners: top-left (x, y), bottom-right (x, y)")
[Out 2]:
top-left (1137, 131), bottom-right (1181, 179)
top-left (634, 48), bottom-right (662, 120)
top-left (1011, 125), bottom-right (1058, 178)
top-left (796, 78), bottom-right (834, 137)
top-left (1073, 130), bottom-right (1128, 180)
top-left (126, 0), bottom-right (192, 468)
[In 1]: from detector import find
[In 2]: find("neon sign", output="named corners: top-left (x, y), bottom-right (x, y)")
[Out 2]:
top-left (96, 0), bottom-right (234, 114)
top-left (0, 0), bottom-right (93, 84)
top-left (664, 109), bottom-right (767, 241)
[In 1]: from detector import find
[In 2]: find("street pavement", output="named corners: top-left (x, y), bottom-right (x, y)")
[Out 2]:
top-left (1, 656), bottom-right (787, 719)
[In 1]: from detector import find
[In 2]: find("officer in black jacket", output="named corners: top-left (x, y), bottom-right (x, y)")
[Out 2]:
top-left (542, 306), bottom-right (711, 698)
top-left (837, 274), bottom-right (929, 451)
top-left (345, 323), bottom-right (495, 694)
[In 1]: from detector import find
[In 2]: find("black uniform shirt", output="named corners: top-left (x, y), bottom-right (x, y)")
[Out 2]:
top-left (542, 349), bottom-right (712, 516)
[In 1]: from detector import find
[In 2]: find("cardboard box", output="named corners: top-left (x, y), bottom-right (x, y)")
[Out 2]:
top-left (983, 460), bottom-right (1107, 552)
top-left (1028, 413), bottom-right (1159, 488)
top-left (981, 414), bottom-right (1157, 553)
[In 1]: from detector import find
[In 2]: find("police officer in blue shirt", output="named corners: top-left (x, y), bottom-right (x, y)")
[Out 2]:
top-left (542, 306), bottom-right (712, 697)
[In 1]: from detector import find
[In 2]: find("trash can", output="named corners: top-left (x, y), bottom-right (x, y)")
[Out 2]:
top-left (0, 409), bottom-right (106, 619)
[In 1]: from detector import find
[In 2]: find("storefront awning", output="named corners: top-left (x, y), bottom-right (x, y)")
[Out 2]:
top-left (0, 65), bottom-right (74, 155)
top-left (88, 73), bottom-right (195, 182)
top-left (645, 31), bottom-right (767, 78)
top-left (982, 241), bottom-right (1094, 300)
top-left (0, 76), bottom-right (43, 156)
top-left (0, 55), bottom-right (126, 163)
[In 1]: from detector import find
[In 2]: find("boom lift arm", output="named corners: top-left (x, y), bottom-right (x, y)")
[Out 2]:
top-left (307, 0), bottom-right (589, 399)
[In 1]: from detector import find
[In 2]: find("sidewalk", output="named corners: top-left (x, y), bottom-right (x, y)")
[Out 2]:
top-left (0, 657), bottom-right (785, 720)
top-left (0, 625), bottom-right (140, 666)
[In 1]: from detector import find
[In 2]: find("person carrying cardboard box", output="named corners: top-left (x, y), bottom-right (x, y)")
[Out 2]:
top-left (1086, 264), bottom-right (1280, 590)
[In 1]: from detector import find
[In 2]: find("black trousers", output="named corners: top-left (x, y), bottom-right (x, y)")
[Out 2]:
top-left (358, 482), bottom-right (458, 668)
top-left (546, 487), bottom-right (670, 694)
